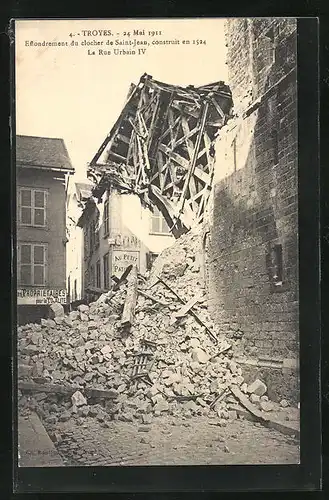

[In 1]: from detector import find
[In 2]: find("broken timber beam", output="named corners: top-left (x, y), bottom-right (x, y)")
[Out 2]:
top-left (228, 404), bottom-right (300, 438)
top-left (229, 385), bottom-right (270, 423)
top-left (112, 264), bottom-right (133, 291)
top-left (168, 394), bottom-right (202, 402)
top-left (18, 381), bottom-right (118, 400)
top-left (179, 100), bottom-right (210, 216)
top-left (209, 388), bottom-right (229, 410)
top-left (153, 276), bottom-right (218, 343)
top-left (209, 344), bottom-right (232, 361)
top-left (137, 288), bottom-right (169, 306)
top-left (174, 293), bottom-right (202, 319)
top-left (121, 265), bottom-right (138, 328)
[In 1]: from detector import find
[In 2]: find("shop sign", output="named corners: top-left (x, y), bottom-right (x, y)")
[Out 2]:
top-left (112, 250), bottom-right (139, 277)
top-left (17, 288), bottom-right (67, 305)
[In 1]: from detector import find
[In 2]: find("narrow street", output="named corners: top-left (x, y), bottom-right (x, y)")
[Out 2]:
top-left (19, 411), bottom-right (299, 467)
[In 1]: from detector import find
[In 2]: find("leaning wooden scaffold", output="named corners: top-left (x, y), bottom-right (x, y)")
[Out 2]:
top-left (88, 73), bottom-right (233, 238)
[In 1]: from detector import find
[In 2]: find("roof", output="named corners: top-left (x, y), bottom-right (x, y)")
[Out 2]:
top-left (89, 74), bottom-right (232, 168)
top-left (88, 73), bottom-right (233, 237)
top-left (16, 135), bottom-right (74, 172)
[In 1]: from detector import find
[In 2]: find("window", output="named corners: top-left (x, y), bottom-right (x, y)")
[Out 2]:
top-left (19, 188), bottom-right (47, 227)
top-left (96, 260), bottom-right (101, 288)
top-left (83, 227), bottom-right (88, 259)
top-left (89, 221), bottom-right (95, 255)
top-left (104, 198), bottom-right (109, 237)
top-left (103, 253), bottom-right (109, 289)
top-left (146, 252), bottom-right (158, 271)
top-left (18, 243), bottom-right (47, 286)
top-left (90, 265), bottom-right (95, 287)
top-left (150, 207), bottom-right (171, 234)
top-left (95, 226), bottom-right (100, 248)
top-left (84, 269), bottom-right (89, 292)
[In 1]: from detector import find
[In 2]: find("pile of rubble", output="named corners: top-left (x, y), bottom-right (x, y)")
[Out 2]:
top-left (18, 229), bottom-right (288, 427)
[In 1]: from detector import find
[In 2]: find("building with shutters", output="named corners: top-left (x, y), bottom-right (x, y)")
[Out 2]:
top-left (16, 135), bottom-right (74, 324)
top-left (77, 187), bottom-right (174, 303)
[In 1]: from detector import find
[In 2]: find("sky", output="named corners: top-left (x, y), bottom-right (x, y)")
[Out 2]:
top-left (15, 19), bottom-right (228, 181)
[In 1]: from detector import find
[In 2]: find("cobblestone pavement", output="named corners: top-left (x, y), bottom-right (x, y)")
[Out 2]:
top-left (44, 415), bottom-right (299, 466)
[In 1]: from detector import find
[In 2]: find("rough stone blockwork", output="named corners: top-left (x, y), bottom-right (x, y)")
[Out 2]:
top-left (206, 18), bottom-right (298, 400)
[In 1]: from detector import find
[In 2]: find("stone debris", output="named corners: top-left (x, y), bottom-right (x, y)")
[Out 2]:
top-left (247, 379), bottom-right (267, 397)
top-left (259, 401), bottom-right (274, 412)
top-left (71, 391), bottom-right (87, 407)
top-left (49, 302), bottom-right (65, 319)
top-left (17, 228), bottom-right (283, 428)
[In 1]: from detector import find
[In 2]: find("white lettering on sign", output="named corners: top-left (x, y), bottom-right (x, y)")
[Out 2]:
top-left (112, 250), bottom-right (139, 277)
top-left (17, 288), bottom-right (67, 305)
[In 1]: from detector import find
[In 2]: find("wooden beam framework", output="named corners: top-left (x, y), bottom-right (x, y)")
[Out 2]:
top-left (88, 74), bottom-right (233, 238)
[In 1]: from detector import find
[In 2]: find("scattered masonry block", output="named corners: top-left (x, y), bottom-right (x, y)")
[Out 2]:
top-left (71, 390), bottom-right (87, 407)
top-left (259, 400), bottom-right (274, 412)
top-left (49, 302), bottom-right (64, 319)
top-left (247, 378), bottom-right (267, 397)
top-left (78, 304), bottom-right (89, 313)
top-left (250, 393), bottom-right (260, 404)
top-left (191, 347), bottom-right (210, 364)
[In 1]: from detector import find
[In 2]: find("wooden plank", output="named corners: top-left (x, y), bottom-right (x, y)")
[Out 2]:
top-left (210, 388), bottom-right (229, 410)
top-left (174, 293), bottom-right (202, 318)
top-left (229, 404), bottom-right (300, 438)
top-left (117, 133), bottom-right (131, 144)
top-left (112, 264), bottom-right (133, 291)
top-left (159, 114), bottom-right (181, 142)
top-left (158, 144), bottom-right (190, 170)
top-left (209, 344), bottom-right (232, 361)
top-left (176, 121), bottom-right (200, 148)
top-left (89, 83), bottom-right (141, 166)
top-left (18, 381), bottom-right (118, 400)
top-left (211, 96), bottom-right (225, 119)
top-left (154, 276), bottom-right (218, 343)
top-left (179, 100), bottom-right (210, 215)
top-left (137, 288), bottom-right (170, 306)
top-left (148, 184), bottom-right (188, 238)
top-left (229, 385), bottom-right (270, 423)
top-left (108, 150), bottom-right (128, 163)
top-left (121, 265), bottom-right (139, 328)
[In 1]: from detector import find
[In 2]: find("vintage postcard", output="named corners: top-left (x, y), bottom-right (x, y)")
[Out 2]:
top-left (14, 18), bottom-right (301, 470)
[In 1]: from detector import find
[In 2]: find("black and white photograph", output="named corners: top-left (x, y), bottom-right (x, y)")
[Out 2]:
top-left (15, 17), bottom-right (300, 468)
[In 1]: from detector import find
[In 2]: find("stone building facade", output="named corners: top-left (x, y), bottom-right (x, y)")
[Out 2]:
top-left (77, 187), bottom-right (174, 302)
top-left (16, 135), bottom-right (74, 324)
top-left (207, 18), bottom-right (298, 400)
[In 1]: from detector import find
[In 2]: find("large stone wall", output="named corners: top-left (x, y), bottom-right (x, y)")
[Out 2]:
top-left (206, 18), bottom-right (298, 401)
